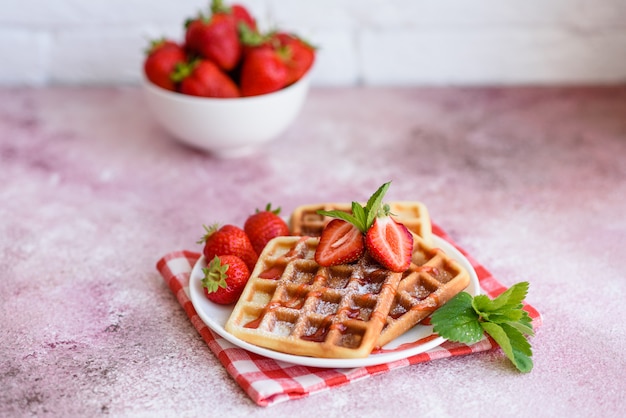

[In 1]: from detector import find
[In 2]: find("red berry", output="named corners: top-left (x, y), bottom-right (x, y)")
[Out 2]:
top-left (143, 39), bottom-right (187, 91)
top-left (199, 224), bottom-right (258, 271)
top-left (314, 219), bottom-right (365, 267)
top-left (201, 255), bottom-right (250, 304)
top-left (244, 204), bottom-right (290, 255)
top-left (231, 4), bottom-right (257, 31)
top-left (239, 47), bottom-right (288, 97)
top-left (184, 8), bottom-right (241, 71)
top-left (365, 216), bottom-right (413, 272)
top-left (275, 32), bottom-right (316, 85)
top-left (174, 59), bottom-right (240, 98)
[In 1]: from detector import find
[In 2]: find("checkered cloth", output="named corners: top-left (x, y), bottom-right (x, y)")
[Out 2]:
top-left (156, 224), bottom-right (542, 407)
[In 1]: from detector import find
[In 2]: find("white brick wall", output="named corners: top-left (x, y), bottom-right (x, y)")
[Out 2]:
top-left (1, 0), bottom-right (625, 86)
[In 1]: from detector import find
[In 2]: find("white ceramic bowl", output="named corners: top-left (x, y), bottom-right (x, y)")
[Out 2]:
top-left (143, 74), bottom-right (310, 158)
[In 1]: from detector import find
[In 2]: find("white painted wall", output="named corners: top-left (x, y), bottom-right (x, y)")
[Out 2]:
top-left (1, 0), bottom-right (625, 86)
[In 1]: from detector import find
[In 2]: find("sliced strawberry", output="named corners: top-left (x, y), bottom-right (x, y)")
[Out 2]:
top-left (365, 216), bottom-right (413, 272)
top-left (315, 219), bottom-right (365, 267)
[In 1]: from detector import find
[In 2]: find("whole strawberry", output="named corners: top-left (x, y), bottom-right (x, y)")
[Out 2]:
top-left (143, 39), bottom-right (187, 91)
top-left (244, 203), bottom-right (290, 255)
top-left (231, 3), bottom-right (257, 31)
top-left (184, 0), bottom-right (241, 71)
top-left (173, 59), bottom-right (240, 98)
top-left (239, 46), bottom-right (288, 97)
top-left (199, 224), bottom-right (258, 271)
top-left (202, 255), bottom-right (250, 304)
top-left (275, 32), bottom-right (316, 85)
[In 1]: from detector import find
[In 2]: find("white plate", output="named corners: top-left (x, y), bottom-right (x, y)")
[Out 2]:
top-left (189, 235), bottom-right (480, 368)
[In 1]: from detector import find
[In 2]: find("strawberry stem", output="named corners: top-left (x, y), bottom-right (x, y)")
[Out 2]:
top-left (196, 223), bottom-right (219, 244)
top-left (201, 256), bottom-right (229, 293)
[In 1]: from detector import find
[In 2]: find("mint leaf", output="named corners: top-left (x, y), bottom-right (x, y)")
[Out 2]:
top-left (431, 292), bottom-right (484, 344)
top-left (430, 282), bottom-right (535, 373)
top-left (364, 182), bottom-right (390, 228)
top-left (473, 281), bottom-right (529, 313)
top-left (351, 201), bottom-right (367, 232)
top-left (505, 310), bottom-right (535, 337)
top-left (316, 181), bottom-right (392, 233)
top-left (317, 209), bottom-right (358, 225)
top-left (480, 307), bottom-right (525, 324)
top-left (482, 322), bottom-right (533, 373)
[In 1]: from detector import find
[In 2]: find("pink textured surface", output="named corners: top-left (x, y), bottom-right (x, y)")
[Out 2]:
top-left (1, 86), bottom-right (625, 416)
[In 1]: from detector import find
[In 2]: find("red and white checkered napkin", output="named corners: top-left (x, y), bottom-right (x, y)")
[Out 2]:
top-left (156, 224), bottom-right (542, 407)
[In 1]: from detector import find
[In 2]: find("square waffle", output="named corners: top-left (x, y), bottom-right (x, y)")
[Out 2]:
top-left (224, 236), bottom-right (403, 359)
top-left (289, 201), bottom-right (433, 245)
top-left (377, 233), bottom-right (471, 347)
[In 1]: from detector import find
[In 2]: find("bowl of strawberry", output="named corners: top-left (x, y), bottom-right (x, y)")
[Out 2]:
top-left (142, 0), bottom-right (316, 158)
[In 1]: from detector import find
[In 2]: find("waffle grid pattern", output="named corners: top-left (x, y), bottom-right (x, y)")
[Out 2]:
top-left (377, 235), bottom-right (471, 346)
top-left (225, 237), bottom-right (402, 359)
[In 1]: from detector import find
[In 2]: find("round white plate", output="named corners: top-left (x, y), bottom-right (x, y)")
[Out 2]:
top-left (189, 235), bottom-right (480, 368)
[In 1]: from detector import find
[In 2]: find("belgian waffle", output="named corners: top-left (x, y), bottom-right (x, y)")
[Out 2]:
top-left (377, 233), bottom-right (470, 347)
top-left (224, 236), bottom-right (403, 359)
top-left (289, 201), bottom-right (433, 245)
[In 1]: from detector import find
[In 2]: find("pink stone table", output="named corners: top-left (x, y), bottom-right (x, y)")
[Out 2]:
top-left (1, 86), bottom-right (625, 416)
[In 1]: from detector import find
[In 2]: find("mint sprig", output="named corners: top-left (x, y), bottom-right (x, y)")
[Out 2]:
top-left (316, 181), bottom-right (391, 233)
top-left (431, 281), bottom-right (535, 373)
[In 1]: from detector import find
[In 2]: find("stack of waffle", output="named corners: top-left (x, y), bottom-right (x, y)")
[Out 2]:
top-left (224, 202), bottom-right (470, 359)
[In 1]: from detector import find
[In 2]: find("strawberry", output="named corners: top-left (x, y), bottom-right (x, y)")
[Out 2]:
top-left (201, 255), bottom-right (250, 304)
top-left (314, 182), bottom-right (413, 272)
top-left (365, 209), bottom-right (414, 272)
top-left (231, 3), bottom-right (257, 31)
top-left (314, 219), bottom-right (365, 267)
top-left (199, 224), bottom-right (258, 271)
top-left (239, 46), bottom-right (288, 97)
top-left (173, 59), bottom-right (240, 98)
top-left (275, 33), bottom-right (316, 85)
top-left (143, 39), bottom-right (187, 91)
top-left (244, 203), bottom-right (290, 255)
top-left (184, 0), bottom-right (241, 71)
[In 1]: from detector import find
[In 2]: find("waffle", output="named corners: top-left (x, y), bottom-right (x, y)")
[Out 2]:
top-left (377, 233), bottom-right (470, 347)
top-left (224, 236), bottom-right (403, 359)
top-left (289, 201), bottom-right (433, 245)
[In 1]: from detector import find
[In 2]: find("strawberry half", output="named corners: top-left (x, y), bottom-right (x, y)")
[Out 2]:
top-left (314, 219), bottom-right (364, 267)
top-left (314, 181), bottom-right (413, 272)
top-left (365, 214), bottom-right (413, 272)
